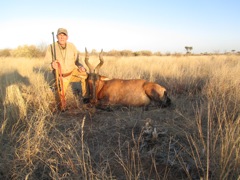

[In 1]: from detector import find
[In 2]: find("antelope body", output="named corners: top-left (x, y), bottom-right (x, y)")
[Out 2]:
top-left (85, 48), bottom-right (171, 109)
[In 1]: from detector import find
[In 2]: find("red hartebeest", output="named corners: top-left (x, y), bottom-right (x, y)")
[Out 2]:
top-left (84, 48), bottom-right (171, 110)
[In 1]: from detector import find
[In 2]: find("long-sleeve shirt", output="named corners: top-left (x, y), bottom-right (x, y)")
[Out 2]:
top-left (44, 42), bottom-right (84, 74)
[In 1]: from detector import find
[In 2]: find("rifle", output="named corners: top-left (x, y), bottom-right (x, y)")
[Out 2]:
top-left (52, 32), bottom-right (66, 111)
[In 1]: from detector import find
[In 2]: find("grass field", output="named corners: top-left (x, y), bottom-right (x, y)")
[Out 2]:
top-left (0, 54), bottom-right (239, 179)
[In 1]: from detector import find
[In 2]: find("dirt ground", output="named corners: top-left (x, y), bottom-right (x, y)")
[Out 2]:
top-left (51, 93), bottom-right (207, 179)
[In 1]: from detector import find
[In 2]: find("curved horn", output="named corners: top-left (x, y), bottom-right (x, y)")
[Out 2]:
top-left (94, 49), bottom-right (104, 74)
top-left (84, 47), bottom-right (94, 73)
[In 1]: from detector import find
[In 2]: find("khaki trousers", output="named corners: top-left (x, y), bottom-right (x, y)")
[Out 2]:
top-left (62, 68), bottom-right (88, 98)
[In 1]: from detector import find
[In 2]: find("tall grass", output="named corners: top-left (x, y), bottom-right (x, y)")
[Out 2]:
top-left (0, 55), bottom-right (239, 179)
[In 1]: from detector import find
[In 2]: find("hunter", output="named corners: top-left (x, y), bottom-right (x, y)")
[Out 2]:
top-left (45, 28), bottom-right (89, 111)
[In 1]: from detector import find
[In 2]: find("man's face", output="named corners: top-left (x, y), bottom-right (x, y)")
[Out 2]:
top-left (57, 33), bottom-right (68, 46)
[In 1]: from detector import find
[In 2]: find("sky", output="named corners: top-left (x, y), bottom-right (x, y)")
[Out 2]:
top-left (1, 0), bottom-right (240, 54)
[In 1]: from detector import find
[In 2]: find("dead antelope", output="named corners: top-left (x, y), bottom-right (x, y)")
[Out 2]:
top-left (84, 48), bottom-right (171, 110)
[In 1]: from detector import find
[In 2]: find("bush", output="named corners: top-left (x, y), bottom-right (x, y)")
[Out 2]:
top-left (120, 50), bottom-right (133, 56)
top-left (106, 50), bottom-right (134, 56)
top-left (134, 50), bottom-right (152, 56)
top-left (153, 51), bottom-right (162, 56)
top-left (11, 45), bottom-right (46, 58)
top-left (0, 49), bottom-right (11, 57)
top-left (107, 50), bottom-right (121, 56)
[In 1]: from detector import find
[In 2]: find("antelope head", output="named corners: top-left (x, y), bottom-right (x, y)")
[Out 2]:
top-left (85, 48), bottom-right (104, 103)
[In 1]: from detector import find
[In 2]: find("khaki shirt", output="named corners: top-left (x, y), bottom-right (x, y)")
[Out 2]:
top-left (45, 42), bottom-right (82, 74)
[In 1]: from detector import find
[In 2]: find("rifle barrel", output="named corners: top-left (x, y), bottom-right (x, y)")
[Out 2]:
top-left (52, 32), bottom-right (56, 60)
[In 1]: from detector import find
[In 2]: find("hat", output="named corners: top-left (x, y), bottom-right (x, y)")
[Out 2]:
top-left (57, 28), bottom-right (68, 36)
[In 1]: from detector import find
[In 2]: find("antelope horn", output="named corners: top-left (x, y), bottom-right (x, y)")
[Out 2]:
top-left (95, 49), bottom-right (104, 74)
top-left (84, 47), bottom-right (94, 73)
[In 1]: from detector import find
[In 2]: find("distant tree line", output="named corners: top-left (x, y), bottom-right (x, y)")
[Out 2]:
top-left (0, 45), bottom-right (46, 58)
top-left (0, 45), bottom-right (162, 58)
top-left (0, 44), bottom-right (239, 58)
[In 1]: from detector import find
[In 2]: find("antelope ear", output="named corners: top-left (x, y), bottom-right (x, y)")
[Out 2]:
top-left (100, 76), bottom-right (110, 81)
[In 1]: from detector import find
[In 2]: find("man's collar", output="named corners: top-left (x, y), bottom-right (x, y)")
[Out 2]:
top-left (57, 41), bottom-right (67, 49)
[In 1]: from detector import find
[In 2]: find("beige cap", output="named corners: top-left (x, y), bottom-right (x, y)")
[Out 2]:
top-left (57, 28), bottom-right (68, 36)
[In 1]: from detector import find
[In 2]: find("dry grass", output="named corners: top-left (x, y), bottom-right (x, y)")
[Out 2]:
top-left (0, 54), bottom-right (239, 179)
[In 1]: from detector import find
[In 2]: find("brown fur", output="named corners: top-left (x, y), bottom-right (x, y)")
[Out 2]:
top-left (84, 48), bottom-right (171, 109)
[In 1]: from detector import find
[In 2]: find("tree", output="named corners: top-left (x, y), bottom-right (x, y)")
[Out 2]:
top-left (185, 46), bottom-right (193, 54)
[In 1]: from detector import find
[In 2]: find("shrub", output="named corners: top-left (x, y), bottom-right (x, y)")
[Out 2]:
top-left (120, 50), bottom-right (133, 56)
top-left (11, 45), bottom-right (46, 58)
top-left (133, 50), bottom-right (152, 56)
top-left (0, 49), bottom-right (11, 57)
top-left (107, 50), bottom-right (121, 56)
top-left (153, 51), bottom-right (162, 56)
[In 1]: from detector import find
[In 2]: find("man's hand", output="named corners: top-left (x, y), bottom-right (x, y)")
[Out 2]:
top-left (78, 66), bottom-right (86, 72)
top-left (51, 60), bottom-right (59, 69)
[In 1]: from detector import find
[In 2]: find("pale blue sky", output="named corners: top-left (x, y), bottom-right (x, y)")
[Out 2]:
top-left (1, 0), bottom-right (240, 53)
